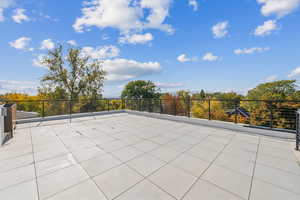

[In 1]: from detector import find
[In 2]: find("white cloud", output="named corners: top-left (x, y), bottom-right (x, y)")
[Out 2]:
top-left (254, 20), bottom-right (278, 36)
top-left (0, 0), bottom-right (14, 22)
top-left (288, 66), bottom-right (300, 78)
top-left (82, 45), bottom-right (120, 59)
top-left (0, 80), bottom-right (37, 94)
top-left (155, 82), bottom-right (184, 89)
top-left (177, 54), bottom-right (197, 63)
top-left (12, 8), bottom-right (29, 23)
top-left (265, 75), bottom-right (278, 82)
top-left (40, 39), bottom-right (55, 50)
top-left (202, 52), bottom-right (219, 61)
top-left (103, 58), bottom-right (161, 82)
top-left (119, 33), bottom-right (153, 44)
top-left (9, 37), bottom-right (32, 50)
top-left (140, 0), bottom-right (174, 33)
top-left (188, 0), bottom-right (198, 11)
top-left (212, 21), bottom-right (229, 39)
top-left (177, 54), bottom-right (190, 63)
top-left (67, 40), bottom-right (77, 46)
top-left (257, 0), bottom-right (300, 18)
top-left (234, 47), bottom-right (270, 55)
top-left (73, 0), bottom-right (174, 37)
top-left (32, 54), bottom-right (47, 68)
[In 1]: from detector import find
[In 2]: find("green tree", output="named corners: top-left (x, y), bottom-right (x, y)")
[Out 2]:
top-left (244, 80), bottom-right (300, 129)
top-left (121, 80), bottom-right (160, 99)
top-left (40, 45), bottom-right (105, 100)
top-left (247, 80), bottom-right (298, 100)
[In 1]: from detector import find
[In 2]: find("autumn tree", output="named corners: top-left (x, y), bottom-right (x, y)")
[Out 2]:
top-left (40, 45), bottom-right (105, 100)
top-left (192, 99), bottom-right (227, 120)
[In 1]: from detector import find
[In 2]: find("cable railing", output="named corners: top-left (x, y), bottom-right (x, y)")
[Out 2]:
top-left (1, 98), bottom-right (300, 132)
top-left (296, 111), bottom-right (300, 151)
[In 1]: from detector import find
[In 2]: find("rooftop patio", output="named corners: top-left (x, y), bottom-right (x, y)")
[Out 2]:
top-left (0, 113), bottom-right (299, 200)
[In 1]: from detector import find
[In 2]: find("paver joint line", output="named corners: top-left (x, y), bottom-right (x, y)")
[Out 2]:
top-left (179, 133), bottom-right (243, 200)
top-left (29, 124), bottom-right (41, 200)
top-left (1, 114), bottom-right (298, 200)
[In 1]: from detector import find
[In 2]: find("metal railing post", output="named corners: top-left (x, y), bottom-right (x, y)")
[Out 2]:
top-left (160, 99), bottom-right (163, 114)
top-left (69, 99), bottom-right (72, 123)
top-left (148, 99), bottom-right (151, 112)
top-left (235, 100), bottom-right (238, 124)
top-left (296, 111), bottom-right (299, 151)
top-left (107, 99), bottom-right (110, 111)
top-left (173, 98), bottom-right (177, 116)
top-left (208, 99), bottom-right (211, 120)
top-left (139, 99), bottom-right (141, 111)
top-left (188, 97), bottom-right (191, 118)
top-left (270, 101), bottom-right (273, 129)
top-left (42, 100), bottom-right (45, 118)
top-left (121, 99), bottom-right (125, 110)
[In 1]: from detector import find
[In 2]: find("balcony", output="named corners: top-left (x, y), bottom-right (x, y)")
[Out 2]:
top-left (0, 110), bottom-right (299, 200)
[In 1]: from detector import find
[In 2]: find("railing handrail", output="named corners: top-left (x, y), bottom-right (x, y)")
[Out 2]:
top-left (2, 98), bottom-right (300, 103)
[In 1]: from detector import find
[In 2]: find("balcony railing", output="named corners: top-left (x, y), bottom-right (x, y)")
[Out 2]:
top-left (1, 98), bottom-right (300, 132)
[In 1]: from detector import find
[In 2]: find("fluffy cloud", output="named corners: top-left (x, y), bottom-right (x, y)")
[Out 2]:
top-left (288, 67), bottom-right (300, 78)
top-left (254, 20), bottom-right (278, 36)
top-left (82, 45), bottom-right (120, 59)
top-left (0, 0), bottom-right (14, 22)
top-left (12, 8), bottom-right (29, 23)
top-left (0, 80), bottom-right (37, 94)
top-left (257, 0), bottom-right (300, 18)
top-left (40, 39), bottom-right (55, 50)
top-left (202, 52), bottom-right (218, 61)
top-left (234, 47), bottom-right (270, 55)
top-left (67, 40), bottom-right (77, 46)
top-left (103, 58), bottom-right (161, 82)
top-left (177, 54), bottom-right (190, 63)
top-left (119, 33), bottom-right (153, 44)
top-left (9, 37), bottom-right (32, 50)
top-left (189, 0), bottom-right (198, 11)
top-left (177, 54), bottom-right (197, 63)
top-left (73, 0), bottom-right (174, 38)
top-left (212, 21), bottom-right (229, 39)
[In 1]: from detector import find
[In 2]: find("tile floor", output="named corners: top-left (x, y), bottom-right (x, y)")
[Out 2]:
top-left (0, 113), bottom-right (299, 200)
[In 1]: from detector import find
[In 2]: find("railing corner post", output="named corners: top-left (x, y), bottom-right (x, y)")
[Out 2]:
top-left (42, 100), bottom-right (45, 118)
top-left (208, 99), bottom-right (211, 120)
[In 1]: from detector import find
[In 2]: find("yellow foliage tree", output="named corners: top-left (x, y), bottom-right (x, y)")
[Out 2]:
top-left (192, 100), bottom-right (228, 121)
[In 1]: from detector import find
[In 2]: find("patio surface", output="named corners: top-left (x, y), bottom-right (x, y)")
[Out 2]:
top-left (0, 113), bottom-right (299, 200)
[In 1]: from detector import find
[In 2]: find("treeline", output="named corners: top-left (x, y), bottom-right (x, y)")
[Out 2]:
top-left (1, 45), bottom-right (300, 130)
top-left (1, 80), bottom-right (300, 130)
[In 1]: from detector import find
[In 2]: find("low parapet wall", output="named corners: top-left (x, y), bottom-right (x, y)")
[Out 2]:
top-left (16, 110), bottom-right (126, 124)
top-left (126, 110), bottom-right (295, 140)
top-left (16, 109), bottom-right (295, 140)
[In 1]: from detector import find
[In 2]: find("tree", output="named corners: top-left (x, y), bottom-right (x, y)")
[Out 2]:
top-left (121, 80), bottom-right (160, 99)
top-left (41, 45), bottom-right (105, 100)
top-left (243, 80), bottom-right (300, 129)
top-left (192, 99), bottom-right (227, 120)
top-left (247, 80), bottom-right (298, 100)
top-left (192, 90), bottom-right (206, 99)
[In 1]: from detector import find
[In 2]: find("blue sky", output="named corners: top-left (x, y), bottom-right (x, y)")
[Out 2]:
top-left (0, 0), bottom-right (300, 97)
